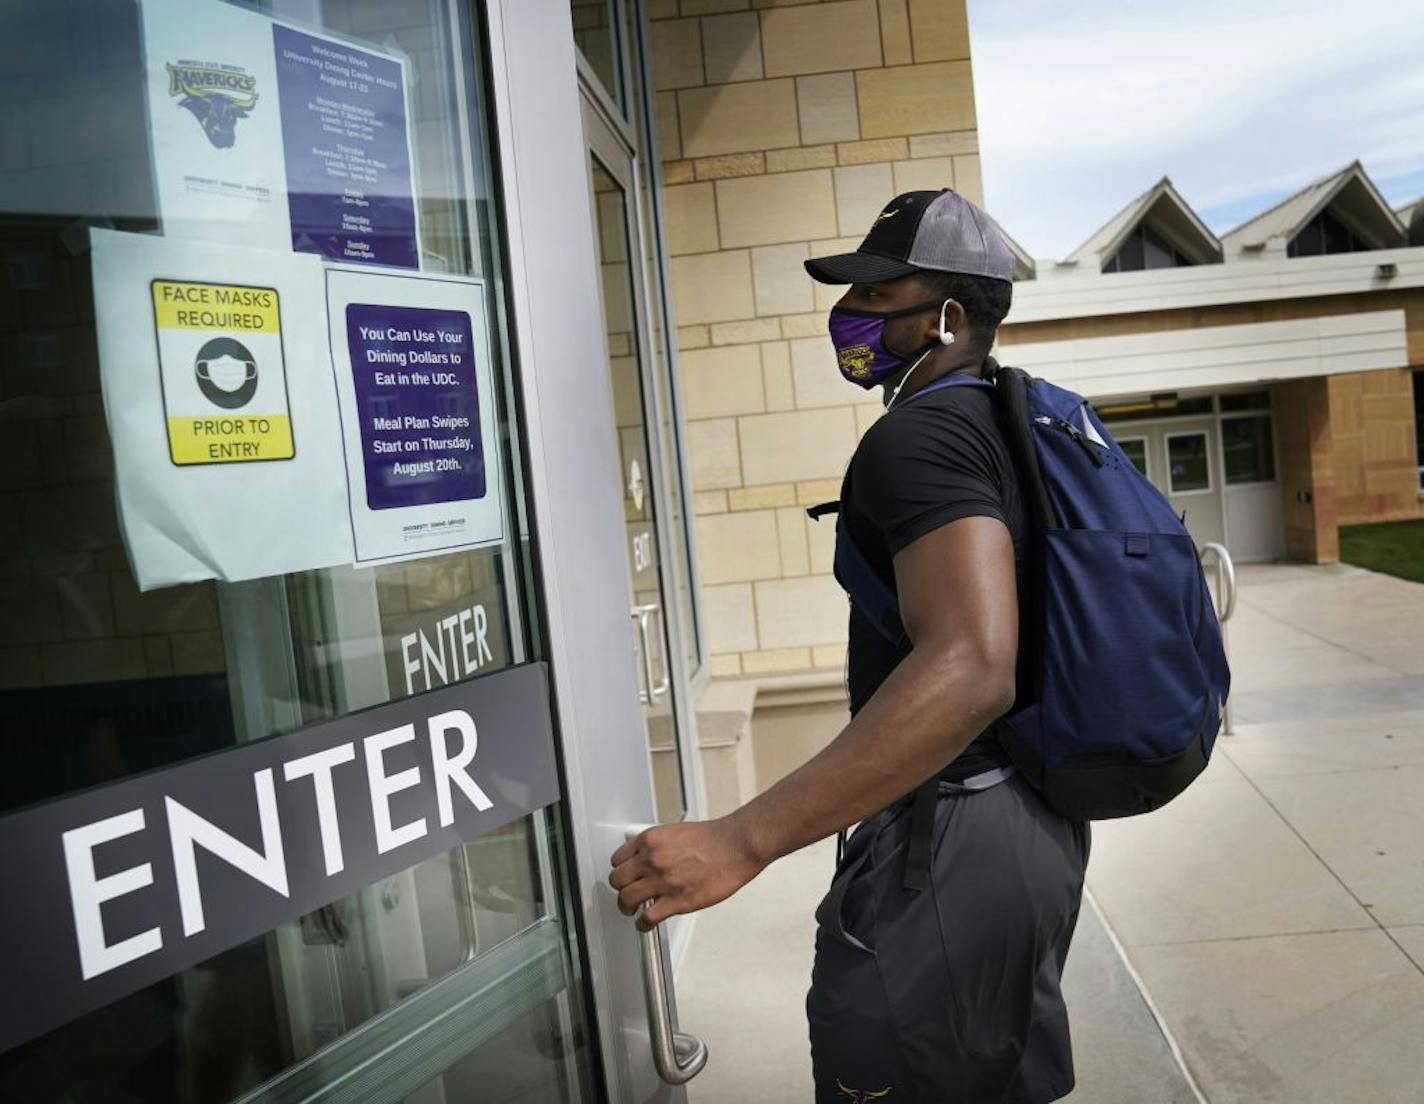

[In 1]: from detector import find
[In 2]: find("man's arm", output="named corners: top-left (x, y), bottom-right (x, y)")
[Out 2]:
top-left (608, 515), bottom-right (1019, 929)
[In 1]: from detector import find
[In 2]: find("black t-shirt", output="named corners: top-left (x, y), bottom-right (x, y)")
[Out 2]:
top-left (840, 375), bottom-right (1035, 780)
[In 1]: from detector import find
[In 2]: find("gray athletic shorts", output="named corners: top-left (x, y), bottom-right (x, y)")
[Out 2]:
top-left (807, 771), bottom-right (1090, 1104)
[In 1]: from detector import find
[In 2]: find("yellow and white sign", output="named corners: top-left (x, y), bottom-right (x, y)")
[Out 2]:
top-left (151, 279), bottom-right (295, 464)
top-left (92, 230), bottom-right (351, 590)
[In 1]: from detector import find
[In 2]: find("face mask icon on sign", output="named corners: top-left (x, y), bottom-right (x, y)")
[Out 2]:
top-left (194, 337), bottom-right (259, 409)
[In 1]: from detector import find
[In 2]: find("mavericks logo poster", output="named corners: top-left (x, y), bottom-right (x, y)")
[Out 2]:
top-left (141, 0), bottom-right (419, 269)
top-left (164, 59), bottom-right (258, 148)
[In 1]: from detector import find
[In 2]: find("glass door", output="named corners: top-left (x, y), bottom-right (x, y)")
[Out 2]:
top-left (1110, 419), bottom-right (1227, 548)
top-left (0, 1), bottom-right (601, 1100)
top-left (1161, 419), bottom-right (1227, 547)
top-left (582, 102), bottom-right (698, 830)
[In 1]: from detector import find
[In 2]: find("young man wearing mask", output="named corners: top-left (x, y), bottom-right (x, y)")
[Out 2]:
top-left (609, 189), bottom-right (1089, 1103)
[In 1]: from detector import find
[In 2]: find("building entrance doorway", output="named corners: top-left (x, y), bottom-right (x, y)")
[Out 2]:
top-left (1114, 417), bottom-right (1227, 548)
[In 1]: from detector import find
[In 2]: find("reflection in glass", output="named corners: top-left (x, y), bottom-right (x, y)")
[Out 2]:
top-left (1119, 437), bottom-right (1149, 477)
top-left (1219, 389), bottom-right (1272, 413)
top-left (1167, 433), bottom-right (1211, 493)
top-left (1223, 415), bottom-right (1276, 485)
top-left (571, 0), bottom-right (621, 105)
top-left (0, 0), bottom-right (592, 1100)
top-left (589, 156), bottom-right (686, 823)
top-left (626, 0), bottom-right (702, 676)
top-left (1103, 223), bottom-right (1191, 273)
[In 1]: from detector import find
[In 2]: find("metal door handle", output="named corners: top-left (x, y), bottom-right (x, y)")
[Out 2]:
top-left (630, 602), bottom-right (670, 704)
top-left (624, 825), bottom-right (708, 1085)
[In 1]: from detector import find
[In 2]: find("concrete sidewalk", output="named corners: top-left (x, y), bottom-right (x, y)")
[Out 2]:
top-left (676, 562), bottom-right (1424, 1102)
top-left (1088, 563), bottom-right (1424, 1104)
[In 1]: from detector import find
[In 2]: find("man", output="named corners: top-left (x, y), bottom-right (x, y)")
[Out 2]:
top-left (609, 190), bottom-right (1089, 1103)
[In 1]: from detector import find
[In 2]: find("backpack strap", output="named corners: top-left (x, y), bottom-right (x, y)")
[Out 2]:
top-left (832, 513), bottom-right (908, 648)
top-left (895, 371), bottom-right (993, 407)
top-left (808, 372), bottom-right (994, 648)
top-left (807, 500), bottom-right (908, 648)
top-left (987, 364), bottom-right (1056, 715)
top-left (988, 365), bottom-right (1058, 530)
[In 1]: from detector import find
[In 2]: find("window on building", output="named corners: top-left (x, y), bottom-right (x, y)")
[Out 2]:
top-left (1288, 207), bottom-right (1371, 257)
top-left (1119, 437), bottom-right (1149, 477)
top-left (1103, 223), bottom-right (1193, 273)
top-left (1167, 432), bottom-right (1212, 492)
top-left (1099, 394), bottom-right (1213, 422)
top-left (1222, 415), bottom-right (1277, 484)
top-left (1219, 389), bottom-right (1273, 413)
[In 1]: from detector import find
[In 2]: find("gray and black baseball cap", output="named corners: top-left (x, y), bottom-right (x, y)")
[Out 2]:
top-left (804, 188), bottom-right (1015, 284)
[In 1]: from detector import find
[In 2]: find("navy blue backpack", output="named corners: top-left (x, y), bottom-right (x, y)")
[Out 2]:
top-left (828, 363), bottom-right (1231, 822)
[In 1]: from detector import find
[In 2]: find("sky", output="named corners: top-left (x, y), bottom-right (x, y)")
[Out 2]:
top-left (966, 0), bottom-right (1424, 260)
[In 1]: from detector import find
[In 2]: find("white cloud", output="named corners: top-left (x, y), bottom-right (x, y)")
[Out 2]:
top-left (968, 0), bottom-right (1424, 257)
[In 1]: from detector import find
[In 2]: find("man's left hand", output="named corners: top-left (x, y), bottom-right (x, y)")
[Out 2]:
top-left (608, 818), bottom-right (765, 931)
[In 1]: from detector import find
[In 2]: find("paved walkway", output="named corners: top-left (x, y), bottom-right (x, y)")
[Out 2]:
top-left (1088, 563), bottom-right (1424, 1104)
top-left (677, 563), bottom-right (1424, 1102)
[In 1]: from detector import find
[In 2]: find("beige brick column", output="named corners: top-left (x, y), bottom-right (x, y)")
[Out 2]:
top-left (1277, 377), bottom-right (1340, 564)
top-left (650, 0), bottom-right (983, 677)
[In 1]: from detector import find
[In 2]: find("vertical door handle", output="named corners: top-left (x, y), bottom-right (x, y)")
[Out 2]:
top-left (625, 825), bottom-right (708, 1085)
top-left (630, 602), bottom-right (670, 703)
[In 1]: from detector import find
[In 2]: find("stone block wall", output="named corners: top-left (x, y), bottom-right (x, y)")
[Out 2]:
top-left (1328, 368), bottom-right (1423, 526)
top-left (1276, 377), bottom-right (1340, 564)
top-left (649, 0), bottom-right (982, 677)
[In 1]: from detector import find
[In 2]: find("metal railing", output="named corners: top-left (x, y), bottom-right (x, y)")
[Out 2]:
top-left (1199, 542), bottom-right (1237, 734)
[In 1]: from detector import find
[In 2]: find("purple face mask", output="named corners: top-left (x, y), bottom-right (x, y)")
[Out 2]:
top-left (828, 299), bottom-right (943, 388)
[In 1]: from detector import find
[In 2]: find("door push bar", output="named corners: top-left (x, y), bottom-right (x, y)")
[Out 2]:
top-left (1198, 542), bottom-right (1237, 734)
top-left (624, 825), bottom-right (708, 1085)
top-left (630, 602), bottom-right (671, 705)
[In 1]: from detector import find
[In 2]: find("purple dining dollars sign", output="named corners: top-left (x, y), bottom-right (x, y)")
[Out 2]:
top-left (273, 24), bottom-right (418, 269)
top-left (346, 303), bottom-right (484, 511)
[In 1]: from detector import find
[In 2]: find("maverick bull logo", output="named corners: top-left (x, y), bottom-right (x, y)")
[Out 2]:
top-left (835, 1079), bottom-right (891, 1102)
top-left (836, 342), bottom-right (877, 380)
top-left (166, 60), bottom-right (257, 148)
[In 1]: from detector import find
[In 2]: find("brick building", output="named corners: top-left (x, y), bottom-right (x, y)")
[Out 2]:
top-left (997, 162), bottom-right (1424, 566)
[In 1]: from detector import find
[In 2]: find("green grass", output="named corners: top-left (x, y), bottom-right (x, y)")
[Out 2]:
top-left (1339, 518), bottom-right (1424, 584)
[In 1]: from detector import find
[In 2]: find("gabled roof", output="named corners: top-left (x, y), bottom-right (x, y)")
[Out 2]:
top-left (1063, 177), bottom-right (1222, 271)
top-left (1397, 197), bottom-right (1424, 246)
top-left (986, 215), bottom-right (1037, 280)
top-left (1220, 161), bottom-right (1405, 255)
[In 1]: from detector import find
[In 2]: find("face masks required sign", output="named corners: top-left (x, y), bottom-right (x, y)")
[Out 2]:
top-left (92, 229), bottom-right (505, 589)
top-left (153, 280), bottom-right (295, 464)
top-left (141, 0), bottom-right (419, 269)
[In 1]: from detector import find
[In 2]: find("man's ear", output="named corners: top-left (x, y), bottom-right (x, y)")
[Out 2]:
top-left (927, 298), bottom-right (968, 346)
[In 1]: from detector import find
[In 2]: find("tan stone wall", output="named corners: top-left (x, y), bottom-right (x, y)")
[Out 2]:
top-left (649, 0), bottom-right (983, 677)
top-left (1275, 378), bottom-right (1340, 563)
top-left (1327, 369), bottom-right (1422, 526)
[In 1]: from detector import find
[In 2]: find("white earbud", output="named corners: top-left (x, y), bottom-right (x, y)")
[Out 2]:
top-left (937, 299), bottom-right (955, 346)
top-left (888, 299), bottom-right (956, 410)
